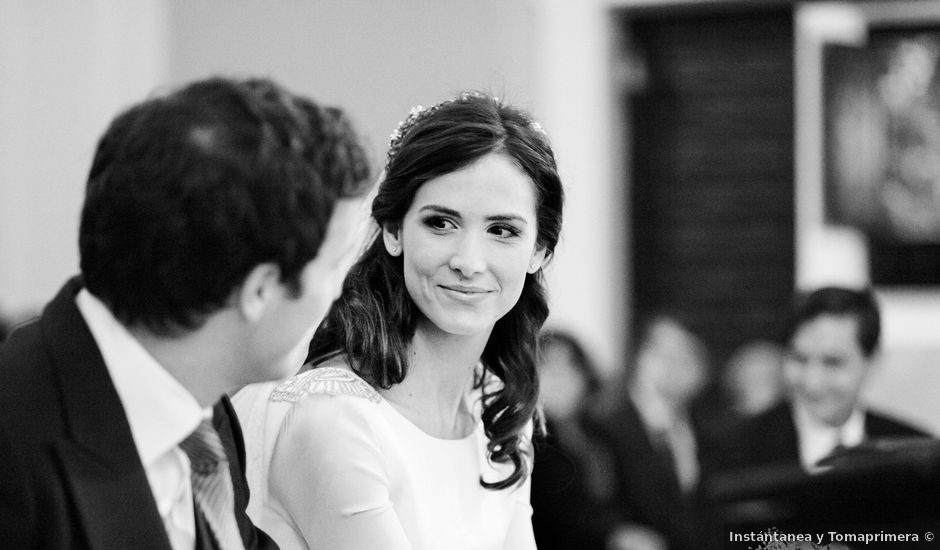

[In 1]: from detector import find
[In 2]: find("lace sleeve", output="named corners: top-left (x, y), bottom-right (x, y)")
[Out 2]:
top-left (267, 370), bottom-right (414, 550)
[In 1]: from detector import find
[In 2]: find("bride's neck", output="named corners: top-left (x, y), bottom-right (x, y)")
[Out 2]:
top-left (380, 324), bottom-right (490, 439)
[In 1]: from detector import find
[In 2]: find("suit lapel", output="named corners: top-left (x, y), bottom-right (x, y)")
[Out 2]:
top-left (43, 278), bottom-right (172, 550)
top-left (56, 443), bottom-right (173, 550)
top-left (772, 403), bottom-right (802, 463)
top-left (215, 396), bottom-right (259, 548)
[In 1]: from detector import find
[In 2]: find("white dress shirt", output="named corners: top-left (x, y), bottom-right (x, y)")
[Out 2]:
top-left (791, 401), bottom-right (865, 472)
top-left (630, 386), bottom-right (700, 493)
top-left (76, 289), bottom-right (205, 550)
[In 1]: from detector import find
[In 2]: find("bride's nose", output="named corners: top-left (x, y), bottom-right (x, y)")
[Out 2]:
top-left (448, 232), bottom-right (486, 277)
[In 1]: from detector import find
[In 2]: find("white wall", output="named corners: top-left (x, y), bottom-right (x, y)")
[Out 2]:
top-left (532, 0), bottom-right (631, 376)
top-left (165, 1), bottom-right (536, 167)
top-left (0, 0), bottom-right (168, 318)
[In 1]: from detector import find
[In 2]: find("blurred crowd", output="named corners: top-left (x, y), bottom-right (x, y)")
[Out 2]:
top-left (531, 285), bottom-right (937, 550)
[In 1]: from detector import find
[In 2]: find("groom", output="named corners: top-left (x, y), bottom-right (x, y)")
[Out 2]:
top-left (0, 77), bottom-right (374, 549)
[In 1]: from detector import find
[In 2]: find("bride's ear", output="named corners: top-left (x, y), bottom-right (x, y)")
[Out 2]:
top-left (527, 247), bottom-right (548, 273)
top-left (383, 224), bottom-right (403, 257)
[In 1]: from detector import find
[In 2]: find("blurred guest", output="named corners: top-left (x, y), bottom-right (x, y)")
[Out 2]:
top-left (704, 286), bottom-right (930, 476)
top-left (532, 329), bottom-right (654, 550)
top-left (720, 339), bottom-right (785, 417)
top-left (591, 314), bottom-right (715, 550)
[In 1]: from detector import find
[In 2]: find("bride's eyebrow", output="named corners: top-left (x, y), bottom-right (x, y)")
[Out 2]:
top-left (418, 205), bottom-right (461, 219)
top-left (486, 214), bottom-right (528, 225)
top-left (417, 206), bottom-right (529, 226)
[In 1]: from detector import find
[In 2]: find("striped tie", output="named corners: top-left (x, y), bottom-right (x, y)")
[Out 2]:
top-left (179, 419), bottom-right (245, 550)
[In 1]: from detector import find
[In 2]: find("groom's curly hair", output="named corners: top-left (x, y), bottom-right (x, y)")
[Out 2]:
top-left (79, 77), bottom-right (372, 335)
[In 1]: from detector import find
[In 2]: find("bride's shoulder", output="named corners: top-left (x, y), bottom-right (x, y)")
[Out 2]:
top-left (267, 362), bottom-right (387, 470)
top-left (271, 360), bottom-right (382, 405)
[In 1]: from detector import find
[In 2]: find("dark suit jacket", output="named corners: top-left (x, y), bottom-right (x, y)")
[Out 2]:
top-left (0, 278), bottom-right (277, 549)
top-left (701, 400), bottom-right (930, 475)
top-left (700, 401), bottom-right (937, 546)
top-left (531, 417), bottom-right (626, 550)
top-left (592, 399), bottom-right (715, 550)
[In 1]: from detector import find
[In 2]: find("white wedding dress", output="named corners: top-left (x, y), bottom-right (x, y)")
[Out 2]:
top-left (232, 365), bottom-right (536, 550)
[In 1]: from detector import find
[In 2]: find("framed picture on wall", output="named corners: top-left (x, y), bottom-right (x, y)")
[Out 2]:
top-left (824, 25), bottom-right (940, 286)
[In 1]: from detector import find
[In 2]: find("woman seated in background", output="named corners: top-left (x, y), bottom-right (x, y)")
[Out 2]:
top-left (234, 92), bottom-right (564, 550)
top-left (532, 329), bottom-right (668, 550)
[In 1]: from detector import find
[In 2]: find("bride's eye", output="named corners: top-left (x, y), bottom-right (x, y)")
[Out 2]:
top-left (422, 215), bottom-right (457, 232)
top-left (489, 223), bottom-right (521, 239)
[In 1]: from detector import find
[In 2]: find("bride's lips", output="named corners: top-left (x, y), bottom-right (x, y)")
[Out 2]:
top-left (439, 284), bottom-right (493, 300)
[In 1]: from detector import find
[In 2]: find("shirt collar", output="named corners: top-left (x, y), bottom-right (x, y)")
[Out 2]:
top-left (76, 289), bottom-right (204, 466)
top-left (630, 380), bottom-right (681, 432)
top-left (792, 401), bottom-right (866, 471)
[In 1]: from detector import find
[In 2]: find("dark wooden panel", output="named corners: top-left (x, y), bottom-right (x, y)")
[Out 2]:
top-left (627, 7), bottom-right (795, 367)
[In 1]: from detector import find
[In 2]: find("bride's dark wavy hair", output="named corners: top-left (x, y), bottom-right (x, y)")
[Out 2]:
top-left (307, 92), bottom-right (564, 490)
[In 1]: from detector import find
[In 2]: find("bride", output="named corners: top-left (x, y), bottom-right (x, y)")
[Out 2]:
top-left (234, 91), bottom-right (564, 550)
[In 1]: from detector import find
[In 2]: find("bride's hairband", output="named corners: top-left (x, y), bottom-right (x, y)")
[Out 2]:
top-left (385, 93), bottom-right (547, 168)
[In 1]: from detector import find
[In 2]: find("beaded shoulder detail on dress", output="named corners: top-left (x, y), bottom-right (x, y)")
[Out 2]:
top-left (270, 366), bottom-right (382, 404)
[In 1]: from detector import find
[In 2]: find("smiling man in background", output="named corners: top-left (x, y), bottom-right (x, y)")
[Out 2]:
top-left (704, 285), bottom-right (929, 475)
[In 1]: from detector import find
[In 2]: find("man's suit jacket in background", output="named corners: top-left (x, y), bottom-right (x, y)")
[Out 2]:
top-left (0, 278), bottom-right (277, 550)
top-left (593, 398), bottom-right (716, 550)
top-left (531, 417), bottom-right (626, 550)
top-left (700, 401), bottom-right (938, 549)
top-left (701, 400), bottom-right (930, 476)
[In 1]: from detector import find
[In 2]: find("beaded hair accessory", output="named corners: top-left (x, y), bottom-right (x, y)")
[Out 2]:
top-left (385, 92), bottom-right (548, 168)
top-left (386, 99), bottom-right (452, 166)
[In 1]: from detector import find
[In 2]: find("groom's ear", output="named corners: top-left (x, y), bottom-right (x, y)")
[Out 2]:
top-left (235, 263), bottom-right (283, 322)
